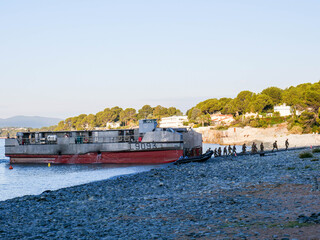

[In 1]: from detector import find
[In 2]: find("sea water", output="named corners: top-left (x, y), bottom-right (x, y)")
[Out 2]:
top-left (0, 139), bottom-right (167, 201)
top-left (0, 139), bottom-right (241, 201)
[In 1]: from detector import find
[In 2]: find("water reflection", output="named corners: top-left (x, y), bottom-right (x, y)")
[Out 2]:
top-left (0, 162), bottom-right (165, 201)
top-left (0, 140), bottom-right (241, 201)
top-left (0, 139), bottom-right (165, 201)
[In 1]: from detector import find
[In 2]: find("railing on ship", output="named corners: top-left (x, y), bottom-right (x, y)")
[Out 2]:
top-left (17, 135), bottom-right (143, 145)
top-left (73, 135), bottom-right (138, 144)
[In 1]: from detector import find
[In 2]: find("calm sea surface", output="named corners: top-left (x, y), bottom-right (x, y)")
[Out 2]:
top-left (0, 139), bottom-right (240, 201)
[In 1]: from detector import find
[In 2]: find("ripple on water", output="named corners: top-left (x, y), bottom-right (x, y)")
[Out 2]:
top-left (0, 139), bottom-right (167, 201)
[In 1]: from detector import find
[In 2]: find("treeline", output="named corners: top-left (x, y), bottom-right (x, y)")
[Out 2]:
top-left (0, 128), bottom-right (25, 138)
top-left (187, 81), bottom-right (320, 132)
top-left (36, 81), bottom-right (320, 134)
top-left (0, 126), bottom-right (58, 138)
top-left (55, 105), bottom-right (182, 131)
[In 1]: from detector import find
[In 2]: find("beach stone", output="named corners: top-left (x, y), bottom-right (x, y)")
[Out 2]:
top-left (1, 148), bottom-right (320, 239)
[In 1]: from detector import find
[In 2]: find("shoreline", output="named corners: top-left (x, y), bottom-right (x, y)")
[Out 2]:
top-left (196, 126), bottom-right (320, 150)
top-left (1, 148), bottom-right (320, 239)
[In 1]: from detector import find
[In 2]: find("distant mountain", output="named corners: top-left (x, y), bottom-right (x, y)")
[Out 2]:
top-left (0, 116), bottom-right (62, 128)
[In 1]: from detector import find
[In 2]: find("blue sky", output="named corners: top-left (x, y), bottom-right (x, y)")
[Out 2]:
top-left (0, 0), bottom-right (319, 118)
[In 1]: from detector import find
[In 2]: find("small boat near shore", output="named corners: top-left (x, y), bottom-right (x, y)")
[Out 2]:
top-left (174, 150), bottom-right (213, 164)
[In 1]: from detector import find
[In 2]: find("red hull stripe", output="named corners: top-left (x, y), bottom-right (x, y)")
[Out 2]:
top-left (8, 150), bottom-right (184, 164)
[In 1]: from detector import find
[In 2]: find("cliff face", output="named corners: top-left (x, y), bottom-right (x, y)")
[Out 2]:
top-left (195, 124), bottom-right (320, 149)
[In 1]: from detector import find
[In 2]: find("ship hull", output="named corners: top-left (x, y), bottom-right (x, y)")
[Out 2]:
top-left (7, 149), bottom-right (184, 164)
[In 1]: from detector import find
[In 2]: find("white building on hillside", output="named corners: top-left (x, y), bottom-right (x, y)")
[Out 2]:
top-left (210, 113), bottom-right (234, 125)
top-left (274, 104), bottom-right (292, 117)
top-left (159, 116), bottom-right (188, 128)
top-left (106, 122), bottom-right (121, 129)
top-left (243, 112), bottom-right (260, 118)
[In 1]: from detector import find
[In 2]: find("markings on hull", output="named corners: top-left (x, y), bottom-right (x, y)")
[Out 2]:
top-left (11, 158), bottom-right (55, 163)
top-left (134, 142), bottom-right (157, 150)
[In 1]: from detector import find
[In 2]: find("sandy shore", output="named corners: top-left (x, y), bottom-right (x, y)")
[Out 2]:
top-left (1, 148), bottom-right (320, 239)
top-left (196, 125), bottom-right (320, 150)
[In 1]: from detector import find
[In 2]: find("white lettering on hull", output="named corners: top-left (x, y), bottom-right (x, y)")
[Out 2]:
top-left (11, 158), bottom-right (55, 163)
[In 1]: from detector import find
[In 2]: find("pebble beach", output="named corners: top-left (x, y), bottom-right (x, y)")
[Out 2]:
top-left (1, 148), bottom-right (320, 239)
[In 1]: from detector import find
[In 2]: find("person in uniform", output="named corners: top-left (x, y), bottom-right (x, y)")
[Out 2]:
top-left (228, 145), bottom-right (232, 155)
top-left (285, 139), bottom-right (289, 150)
top-left (260, 142), bottom-right (264, 152)
top-left (223, 146), bottom-right (228, 156)
top-left (232, 145), bottom-right (236, 155)
top-left (272, 140), bottom-right (278, 152)
top-left (251, 142), bottom-right (257, 153)
top-left (214, 148), bottom-right (218, 157)
top-left (242, 143), bottom-right (247, 153)
top-left (218, 147), bottom-right (222, 157)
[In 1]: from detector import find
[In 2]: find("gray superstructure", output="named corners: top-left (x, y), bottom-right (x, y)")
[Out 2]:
top-left (5, 119), bottom-right (202, 164)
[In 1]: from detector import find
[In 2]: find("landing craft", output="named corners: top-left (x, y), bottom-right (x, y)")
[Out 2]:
top-left (5, 119), bottom-right (202, 164)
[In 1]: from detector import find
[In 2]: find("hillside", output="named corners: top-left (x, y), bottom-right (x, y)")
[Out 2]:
top-left (0, 116), bottom-right (62, 128)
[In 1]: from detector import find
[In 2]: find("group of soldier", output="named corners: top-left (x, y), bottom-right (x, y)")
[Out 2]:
top-left (212, 145), bottom-right (237, 157)
top-left (211, 139), bottom-right (290, 157)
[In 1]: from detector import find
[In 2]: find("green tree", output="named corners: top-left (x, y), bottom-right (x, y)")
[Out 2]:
top-left (84, 114), bottom-right (96, 130)
top-left (186, 107), bottom-right (194, 120)
top-left (55, 120), bottom-right (66, 131)
top-left (63, 117), bottom-right (73, 130)
top-left (153, 105), bottom-right (169, 119)
top-left (96, 108), bottom-right (119, 127)
top-left (197, 114), bottom-right (211, 127)
top-left (283, 84), bottom-right (309, 110)
top-left (317, 108), bottom-right (320, 125)
top-left (252, 94), bottom-right (273, 113)
top-left (95, 111), bottom-right (105, 127)
top-left (167, 107), bottom-right (183, 116)
top-left (110, 106), bottom-right (123, 122)
top-left (74, 114), bottom-right (88, 130)
top-left (189, 108), bottom-right (201, 121)
top-left (261, 87), bottom-right (283, 105)
top-left (120, 108), bottom-right (137, 126)
top-left (219, 97), bottom-right (232, 108)
top-left (298, 111), bottom-right (317, 133)
top-left (305, 90), bottom-right (320, 111)
top-left (195, 98), bottom-right (232, 114)
top-left (71, 117), bottom-right (79, 129)
top-left (221, 99), bottom-right (237, 115)
top-left (137, 105), bottom-right (154, 119)
top-left (196, 99), bottom-right (220, 114)
top-left (234, 91), bottom-right (255, 114)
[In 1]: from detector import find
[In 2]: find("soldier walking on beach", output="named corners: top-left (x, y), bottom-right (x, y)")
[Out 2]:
top-left (223, 146), bottom-right (228, 156)
top-left (272, 140), bottom-right (278, 152)
top-left (251, 142), bottom-right (257, 153)
top-left (260, 142), bottom-right (264, 152)
top-left (232, 145), bottom-right (236, 155)
top-left (218, 147), bottom-right (222, 157)
top-left (242, 143), bottom-right (246, 153)
top-left (214, 148), bottom-right (218, 157)
top-left (285, 139), bottom-right (289, 150)
top-left (228, 145), bottom-right (232, 155)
